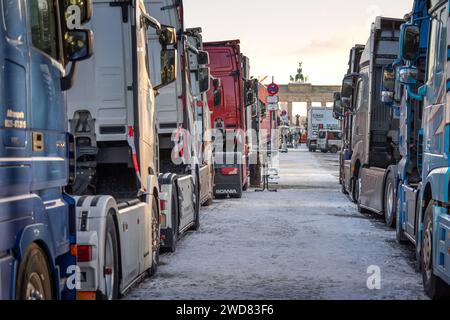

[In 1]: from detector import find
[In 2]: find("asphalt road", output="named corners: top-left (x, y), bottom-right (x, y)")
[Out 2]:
top-left (126, 147), bottom-right (427, 300)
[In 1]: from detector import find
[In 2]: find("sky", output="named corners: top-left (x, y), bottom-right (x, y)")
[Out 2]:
top-left (184, 0), bottom-right (412, 86)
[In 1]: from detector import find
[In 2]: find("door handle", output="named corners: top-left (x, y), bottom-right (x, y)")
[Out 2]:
top-left (32, 132), bottom-right (44, 152)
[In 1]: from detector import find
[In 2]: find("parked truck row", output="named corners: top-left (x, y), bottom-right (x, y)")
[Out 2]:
top-left (336, 0), bottom-right (450, 299)
top-left (0, 0), bottom-right (270, 300)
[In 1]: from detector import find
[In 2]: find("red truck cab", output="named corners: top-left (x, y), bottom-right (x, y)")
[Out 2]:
top-left (205, 40), bottom-right (249, 198)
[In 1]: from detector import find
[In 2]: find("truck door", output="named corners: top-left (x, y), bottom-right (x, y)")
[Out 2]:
top-left (1, 0), bottom-right (31, 199)
top-left (422, 5), bottom-right (447, 169)
top-left (28, 0), bottom-right (71, 252)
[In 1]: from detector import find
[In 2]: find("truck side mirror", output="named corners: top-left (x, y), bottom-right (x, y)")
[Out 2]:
top-left (400, 24), bottom-right (420, 61)
top-left (198, 51), bottom-right (210, 65)
top-left (341, 74), bottom-right (358, 110)
top-left (64, 29), bottom-right (94, 62)
top-left (333, 92), bottom-right (343, 119)
top-left (398, 66), bottom-right (418, 85)
top-left (63, 0), bottom-right (93, 25)
top-left (198, 67), bottom-right (211, 94)
top-left (213, 78), bottom-right (221, 90)
top-left (381, 68), bottom-right (395, 104)
top-left (211, 77), bottom-right (222, 106)
top-left (155, 49), bottom-right (177, 91)
top-left (159, 25), bottom-right (177, 46)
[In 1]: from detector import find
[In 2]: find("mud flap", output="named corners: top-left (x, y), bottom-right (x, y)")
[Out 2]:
top-left (435, 207), bottom-right (450, 285)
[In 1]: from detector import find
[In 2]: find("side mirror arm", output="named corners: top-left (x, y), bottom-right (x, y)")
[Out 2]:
top-left (61, 62), bottom-right (78, 91)
top-left (406, 85), bottom-right (424, 102)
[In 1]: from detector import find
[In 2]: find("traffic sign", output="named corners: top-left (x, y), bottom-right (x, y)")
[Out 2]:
top-left (267, 83), bottom-right (279, 96)
top-left (268, 103), bottom-right (279, 111)
top-left (266, 95), bottom-right (279, 104)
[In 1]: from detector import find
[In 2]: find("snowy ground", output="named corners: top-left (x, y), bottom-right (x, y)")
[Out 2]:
top-left (126, 147), bottom-right (427, 300)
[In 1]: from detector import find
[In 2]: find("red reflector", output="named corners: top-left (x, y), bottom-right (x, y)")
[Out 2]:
top-left (160, 199), bottom-right (166, 211)
top-left (197, 101), bottom-right (203, 107)
top-left (104, 267), bottom-right (113, 276)
top-left (160, 234), bottom-right (166, 241)
top-left (77, 245), bottom-right (92, 262)
top-left (221, 168), bottom-right (239, 175)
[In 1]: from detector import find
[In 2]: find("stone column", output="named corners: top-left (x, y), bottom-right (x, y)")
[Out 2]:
top-left (287, 101), bottom-right (293, 125)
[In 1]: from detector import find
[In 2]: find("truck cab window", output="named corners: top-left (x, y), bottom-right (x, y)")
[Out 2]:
top-left (426, 7), bottom-right (447, 101)
top-left (30, 0), bottom-right (59, 60)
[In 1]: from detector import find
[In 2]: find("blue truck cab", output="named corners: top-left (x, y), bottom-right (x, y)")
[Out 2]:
top-left (395, 0), bottom-right (450, 299)
top-left (0, 0), bottom-right (93, 300)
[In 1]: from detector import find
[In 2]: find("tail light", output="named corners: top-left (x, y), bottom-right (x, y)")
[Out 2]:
top-left (160, 199), bottom-right (167, 211)
top-left (77, 292), bottom-right (96, 300)
top-left (221, 168), bottom-right (239, 175)
top-left (77, 245), bottom-right (93, 262)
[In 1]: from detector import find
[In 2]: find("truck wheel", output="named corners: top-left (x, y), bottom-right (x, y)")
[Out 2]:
top-left (149, 197), bottom-right (160, 276)
top-left (168, 188), bottom-right (179, 253)
top-left (104, 213), bottom-right (119, 300)
top-left (395, 192), bottom-right (409, 244)
top-left (330, 146), bottom-right (338, 154)
top-left (341, 184), bottom-right (348, 195)
top-left (203, 196), bottom-right (213, 207)
top-left (190, 175), bottom-right (201, 231)
top-left (352, 176), bottom-right (359, 204)
top-left (421, 202), bottom-right (450, 300)
top-left (384, 172), bottom-right (397, 228)
top-left (16, 243), bottom-right (53, 300)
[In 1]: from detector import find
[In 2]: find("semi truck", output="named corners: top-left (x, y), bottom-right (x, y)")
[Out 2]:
top-left (393, 0), bottom-right (450, 299)
top-left (0, 0), bottom-right (93, 300)
top-left (67, 0), bottom-right (177, 299)
top-left (335, 45), bottom-right (365, 197)
top-left (307, 107), bottom-right (339, 152)
top-left (205, 40), bottom-right (250, 198)
top-left (340, 17), bottom-right (403, 228)
top-left (145, 0), bottom-right (210, 252)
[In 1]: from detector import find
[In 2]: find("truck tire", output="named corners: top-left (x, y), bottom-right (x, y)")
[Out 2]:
top-left (395, 192), bottom-right (409, 244)
top-left (16, 243), bottom-right (53, 300)
top-left (104, 213), bottom-right (119, 300)
top-left (149, 197), bottom-right (160, 276)
top-left (421, 201), bottom-right (450, 300)
top-left (190, 174), bottom-right (201, 231)
top-left (384, 172), bottom-right (397, 228)
top-left (330, 146), bottom-right (338, 154)
top-left (203, 196), bottom-right (213, 207)
top-left (167, 187), bottom-right (179, 253)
